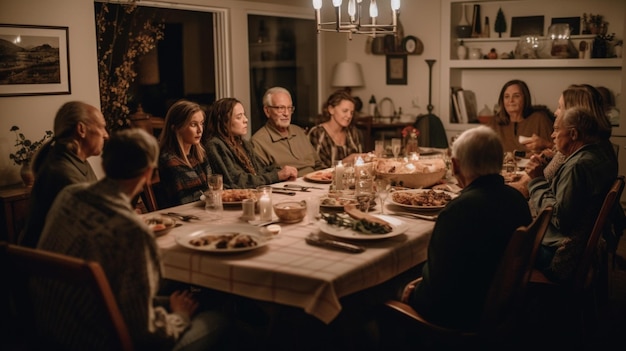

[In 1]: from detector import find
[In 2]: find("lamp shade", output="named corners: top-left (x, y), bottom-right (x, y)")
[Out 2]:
top-left (331, 61), bottom-right (365, 88)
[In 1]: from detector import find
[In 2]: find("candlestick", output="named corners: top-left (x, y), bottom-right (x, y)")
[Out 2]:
top-left (334, 160), bottom-right (345, 191)
top-left (259, 195), bottom-right (272, 221)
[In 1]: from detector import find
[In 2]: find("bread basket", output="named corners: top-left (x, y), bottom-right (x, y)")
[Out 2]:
top-left (375, 158), bottom-right (447, 189)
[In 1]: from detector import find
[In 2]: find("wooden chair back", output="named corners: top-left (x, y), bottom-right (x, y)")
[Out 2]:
top-left (382, 206), bottom-right (553, 346)
top-left (142, 168), bottom-right (161, 212)
top-left (0, 242), bottom-right (134, 351)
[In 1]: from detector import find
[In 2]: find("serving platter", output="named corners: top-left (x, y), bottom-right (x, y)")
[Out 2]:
top-left (175, 224), bottom-right (269, 253)
top-left (389, 189), bottom-right (457, 210)
top-left (304, 169), bottom-right (333, 184)
top-left (317, 214), bottom-right (408, 240)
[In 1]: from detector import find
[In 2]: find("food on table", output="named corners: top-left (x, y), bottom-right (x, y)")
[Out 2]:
top-left (307, 170), bottom-right (333, 181)
top-left (189, 232), bottom-right (258, 249)
top-left (337, 204), bottom-right (393, 234)
top-left (222, 189), bottom-right (257, 203)
top-left (392, 189), bottom-right (453, 207)
top-left (375, 158), bottom-right (446, 174)
top-left (321, 197), bottom-right (358, 207)
top-left (144, 215), bottom-right (175, 233)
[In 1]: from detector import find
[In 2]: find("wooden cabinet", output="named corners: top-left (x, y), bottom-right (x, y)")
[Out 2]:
top-left (440, 0), bottom-right (624, 137)
top-left (0, 184), bottom-right (31, 244)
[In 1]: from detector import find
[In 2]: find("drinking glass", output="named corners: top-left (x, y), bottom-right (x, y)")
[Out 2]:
top-left (205, 174), bottom-right (223, 220)
top-left (374, 140), bottom-right (385, 158)
top-left (391, 138), bottom-right (402, 159)
top-left (355, 191), bottom-right (375, 213)
top-left (306, 195), bottom-right (321, 225)
top-left (375, 177), bottom-right (391, 215)
top-left (257, 185), bottom-right (273, 221)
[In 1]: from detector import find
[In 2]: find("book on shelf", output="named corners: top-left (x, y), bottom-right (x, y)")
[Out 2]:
top-left (459, 90), bottom-right (478, 123)
top-left (450, 86), bottom-right (463, 123)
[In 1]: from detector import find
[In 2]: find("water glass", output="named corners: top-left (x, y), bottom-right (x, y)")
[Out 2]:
top-left (375, 178), bottom-right (390, 214)
top-left (208, 174), bottom-right (223, 191)
top-left (374, 140), bottom-right (385, 157)
top-left (306, 195), bottom-right (321, 224)
top-left (204, 190), bottom-right (223, 220)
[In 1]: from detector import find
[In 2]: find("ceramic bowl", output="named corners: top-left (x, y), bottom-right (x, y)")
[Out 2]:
top-left (273, 201), bottom-right (307, 223)
top-left (144, 215), bottom-right (177, 236)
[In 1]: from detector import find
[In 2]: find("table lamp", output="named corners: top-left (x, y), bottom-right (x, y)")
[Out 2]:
top-left (331, 61), bottom-right (365, 111)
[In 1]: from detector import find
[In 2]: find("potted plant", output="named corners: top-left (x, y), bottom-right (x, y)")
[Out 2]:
top-left (582, 13), bottom-right (608, 35)
top-left (9, 126), bottom-right (53, 186)
top-left (592, 32), bottom-right (615, 59)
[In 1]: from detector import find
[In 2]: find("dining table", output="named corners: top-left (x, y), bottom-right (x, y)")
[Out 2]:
top-left (153, 176), bottom-right (437, 325)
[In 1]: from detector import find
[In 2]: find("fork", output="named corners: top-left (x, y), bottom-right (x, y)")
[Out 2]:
top-left (389, 211), bottom-right (438, 221)
top-left (165, 212), bottom-right (200, 221)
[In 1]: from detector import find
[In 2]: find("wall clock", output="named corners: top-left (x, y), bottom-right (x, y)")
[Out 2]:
top-left (402, 35), bottom-right (423, 55)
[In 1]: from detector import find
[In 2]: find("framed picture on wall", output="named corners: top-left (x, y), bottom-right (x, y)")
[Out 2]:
top-left (0, 24), bottom-right (71, 97)
top-left (386, 54), bottom-right (407, 85)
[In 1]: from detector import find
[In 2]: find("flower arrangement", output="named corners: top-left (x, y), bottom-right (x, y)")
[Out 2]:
top-left (96, 0), bottom-right (164, 131)
top-left (9, 126), bottom-right (53, 166)
top-left (401, 126), bottom-right (420, 139)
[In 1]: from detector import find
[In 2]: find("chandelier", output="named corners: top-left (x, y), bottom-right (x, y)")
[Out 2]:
top-left (313, 0), bottom-right (401, 38)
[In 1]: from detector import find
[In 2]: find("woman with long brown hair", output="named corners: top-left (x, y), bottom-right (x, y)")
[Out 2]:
top-left (158, 99), bottom-right (211, 207)
top-left (204, 98), bottom-right (297, 189)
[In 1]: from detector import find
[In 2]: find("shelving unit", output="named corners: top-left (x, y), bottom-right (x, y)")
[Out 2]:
top-left (440, 0), bottom-right (624, 135)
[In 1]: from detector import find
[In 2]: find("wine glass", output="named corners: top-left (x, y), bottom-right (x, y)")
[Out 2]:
top-left (391, 138), bottom-right (402, 159)
top-left (375, 177), bottom-right (391, 215)
top-left (355, 191), bottom-right (375, 213)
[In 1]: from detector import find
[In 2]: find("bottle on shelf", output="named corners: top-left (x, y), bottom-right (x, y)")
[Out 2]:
top-left (369, 95), bottom-right (377, 116)
top-left (457, 40), bottom-right (468, 60)
top-left (483, 16), bottom-right (490, 38)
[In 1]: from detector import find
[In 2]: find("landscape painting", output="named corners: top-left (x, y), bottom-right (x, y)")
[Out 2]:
top-left (0, 24), bottom-right (70, 96)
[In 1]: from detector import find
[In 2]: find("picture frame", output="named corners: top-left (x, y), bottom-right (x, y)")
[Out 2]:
top-left (551, 17), bottom-right (580, 36)
top-left (0, 24), bottom-right (71, 97)
top-left (510, 16), bottom-right (545, 37)
top-left (386, 54), bottom-right (407, 85)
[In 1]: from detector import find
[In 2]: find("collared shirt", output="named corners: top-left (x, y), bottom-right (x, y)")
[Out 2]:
top-left (252, 123), bottom-right (323, 177)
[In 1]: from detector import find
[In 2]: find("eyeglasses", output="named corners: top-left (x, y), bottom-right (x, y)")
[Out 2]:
top-left (267, 105), bottom-right (296, 113)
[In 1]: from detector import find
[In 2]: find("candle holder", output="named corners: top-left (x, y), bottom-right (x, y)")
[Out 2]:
top-left (257, 185), bottom-right (273, 221)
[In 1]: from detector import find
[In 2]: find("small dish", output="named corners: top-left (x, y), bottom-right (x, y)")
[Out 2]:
top-left (273, 201), bottom-right (307, 223)
top-left (144, 215), bottom-right (177, 236)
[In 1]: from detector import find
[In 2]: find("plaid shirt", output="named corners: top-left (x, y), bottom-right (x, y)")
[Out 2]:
top-left (158, 151), bottom-right (211, 208)
top-left (307, 124), bottom-right (363, 168)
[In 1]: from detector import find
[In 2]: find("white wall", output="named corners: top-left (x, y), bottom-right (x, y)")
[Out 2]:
top-left (0, 0), bottom-right (102, 185)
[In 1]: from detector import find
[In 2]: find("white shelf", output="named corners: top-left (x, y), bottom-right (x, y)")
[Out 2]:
top-left (448, 58), bottom-right (622, 69)
top-left (456, 34), bottom-right (597, 43)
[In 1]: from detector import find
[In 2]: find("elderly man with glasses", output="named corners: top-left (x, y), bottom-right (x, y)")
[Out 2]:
top-left (252, 86), bottom-right (324, 177)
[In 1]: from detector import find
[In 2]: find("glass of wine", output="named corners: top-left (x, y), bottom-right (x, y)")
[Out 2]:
top-left (375, 177), bottom-right (391, 215)
top-left (391, 138), bottom-right (402, 159)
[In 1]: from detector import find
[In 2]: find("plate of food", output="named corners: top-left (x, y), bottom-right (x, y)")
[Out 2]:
top-left (320, 196), bottom-right (375, 213)
top-left (221, 189), bottom-right (258, 206)
top-left (317, 213), bottom-right (408, 240)
top-left (144, 215), bottom-right (177, 237)
top-left (175, 225), bottom-right (269, 253)
top-left (304, 169), bottom-right (333, 184)
top-left (389, 189), bottom-right (457, 210)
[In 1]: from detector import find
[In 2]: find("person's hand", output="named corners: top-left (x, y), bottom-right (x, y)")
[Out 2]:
top-left (526, 153), bottom-right (549, 179)
top-left (521, 134), bottom-right (553, 153)
top-left (278, 166), bottom-right (298, 181)
top-left (507, 173), bottom-right (530, 198)
top-left (169, 290), bottom-right (199, 320)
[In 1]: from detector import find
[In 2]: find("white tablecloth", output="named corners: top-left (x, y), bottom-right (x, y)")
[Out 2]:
top-left (154, 180), bottom-right (434, 324)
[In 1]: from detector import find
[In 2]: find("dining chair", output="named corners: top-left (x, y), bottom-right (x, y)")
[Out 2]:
top-left (528, 175), bottom-right (625, 337)
top-left (0, 241), bottom-right (134, 351)
top-left (142, 168), bottom-right (162, 212)
top-left (413, 113), bottom-right (449, 149)
top-left (379, 206), bottom-right (553, 349)
top-left (355, 115), bottom-right (374, 152)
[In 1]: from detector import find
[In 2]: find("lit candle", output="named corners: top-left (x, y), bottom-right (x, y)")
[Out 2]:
top-left (259, 195), bottom-right (272, 221)
top-left (335, 160), bottom-right (345, 191)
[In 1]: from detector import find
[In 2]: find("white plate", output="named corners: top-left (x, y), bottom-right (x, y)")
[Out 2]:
top-left (389, 189), bottom-right (457, 210)
top-left (304, 170), bottom-right (334, 184)
top-left (317, 214), bottom-right (408, 240)
top-left (175, 224), bottom-right (269, 253)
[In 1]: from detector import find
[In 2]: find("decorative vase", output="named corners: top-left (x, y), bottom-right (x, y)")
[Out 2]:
top-left (20, 161), bottom-right (35, 187)
top-left (404, 135), bottom-right (420, 155)
top-left (457, 40), bottom-right (468, 60)
top-left (455, 4), bottom-right (472, 38)
top-left (469, 48), bottom-right (482, 60)
top-left (592, 38), bottom-right (608, 58)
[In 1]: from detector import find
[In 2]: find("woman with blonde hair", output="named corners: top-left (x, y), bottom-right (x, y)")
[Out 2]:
top-left (158, 99), bottom-right (211, 207)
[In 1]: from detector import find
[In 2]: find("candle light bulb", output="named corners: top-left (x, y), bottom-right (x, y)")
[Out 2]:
top-left (333, 0), bottom-right (342, 7)
top-left (348, 0), bottom-right (356, 18)
top-left (369, 0), bottom-right (378, 18)
top-left (313, 0), bottom-right (322, 10)
top-left (391, 0), bottom-right (400, 11)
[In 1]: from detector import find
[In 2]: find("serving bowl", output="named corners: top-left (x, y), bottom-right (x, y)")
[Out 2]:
top-left (375, 158), bottom-right (447, 189)
top-left (144, 215), bottom-right (177, 236)
top-left (273, 200), bottom-right (307, 223)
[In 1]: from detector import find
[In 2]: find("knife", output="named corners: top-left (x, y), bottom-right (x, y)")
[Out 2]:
top-left (283, 184), bottom-right (324, 191)
top-left (305, 233), bottom-right (365, 253)
top-left (391, 212), bottom-right (438, 221)
top-left (270, 188), bottom-right (296, 196)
